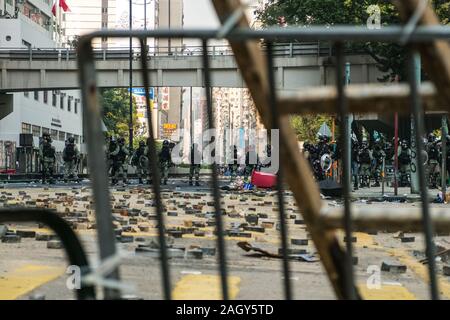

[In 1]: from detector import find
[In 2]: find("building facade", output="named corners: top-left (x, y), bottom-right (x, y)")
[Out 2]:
top-left (0, 0), bottom-right (84, 173)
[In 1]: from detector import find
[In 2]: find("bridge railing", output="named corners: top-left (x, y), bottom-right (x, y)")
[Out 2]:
top-left (0, 42), bottom-right (351, 62)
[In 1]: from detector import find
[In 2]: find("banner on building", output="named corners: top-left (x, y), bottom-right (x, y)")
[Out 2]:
top-left (161, 87), bottom-right (170, 111)
top-left (128, 87), bottom-right (154, 99)
top-left (160, 123), bottom-right (177, 140)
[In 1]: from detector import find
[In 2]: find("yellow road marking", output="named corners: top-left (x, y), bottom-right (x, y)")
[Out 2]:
top-left (0, 264), bottom-right (65, 300)
top-left (387, 249), bottom-right (450, 299)
top-left (358, 283), bottom-right (416, 300)
top-left (172, 275), bottom-right (240, 300)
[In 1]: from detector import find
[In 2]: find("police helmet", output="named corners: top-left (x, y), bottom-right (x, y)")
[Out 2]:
top-left (163, 140), bottom-right (170, 146)
top-left (68, 137), bottom-right (75, 144)
top-left (139, 140), bottom-right (145, 147)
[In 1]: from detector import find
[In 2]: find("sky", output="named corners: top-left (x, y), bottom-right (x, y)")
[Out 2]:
top-left (183, 0), bottom-right (220, 28)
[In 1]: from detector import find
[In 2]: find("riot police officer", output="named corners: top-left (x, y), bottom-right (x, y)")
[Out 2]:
top-left (111, 137), bottom-right (129, 185)
top-left (371, 142), bottom-right (385, 187)
top-left (159, 140), bottom-right (172, 185)
top-left (63, 136), bottom-right (80, 183)
top-left (107, 137), bottom-right (117, 176)
top-left (426, 133), bottom-right (440, 188)
top-left (398, 140), bottom-right (412, 187)
top-left (358, 142), bottom-right (372, 188)
top-left (351, 138), bottom-right (360, 190)
top-left (189, 143), bottom-right (201, 186)
top-left (228, 145), bottom-right (239, 181)
top-left (309, 142), bottom-right (324, 181)
top-left (39, 133), bottom-right (56, 184)
top-left (244, 145), bottom-right (258, 182)
top-left (132, 140), bottom-right (150, 184)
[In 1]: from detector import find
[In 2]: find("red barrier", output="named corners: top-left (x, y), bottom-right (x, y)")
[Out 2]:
top-left (251, 170), bottom-right (276, 188)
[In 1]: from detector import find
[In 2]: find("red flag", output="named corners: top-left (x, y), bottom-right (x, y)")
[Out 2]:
top-left (59, 0), bottom-right (70, 12)
top-left (52, 0), bottom-right (70, 16)
top-left (51, 1), bottom-right (57, 16)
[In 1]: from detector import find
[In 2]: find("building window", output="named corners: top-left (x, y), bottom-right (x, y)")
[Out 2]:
top-left (22, 123), bottom-right (32, 134)
top-left (32, 125), bottom-right (41, 137)
top-left (74, 100), bottom-right (78, 114)
top-left (43, 91), bottom-right (48, 104)
top-left (51, 129), bottom-right (58, 140)
top-left (52, 91), bottom-right (57, 107)
top-left (59, 131), bottom-right (65, 141)
top-left (24, 92), bottom-right (29, 98)
top-left (74, 135), bottom-right (80, 144)
top-left (34, 91), bottom-right (39, 101)
top-left (68, 97), bottom-right (72, 112)
top-left (60, 95), bottom-right (64, 110)
top-left (42, 127), bottom-right (50, 135)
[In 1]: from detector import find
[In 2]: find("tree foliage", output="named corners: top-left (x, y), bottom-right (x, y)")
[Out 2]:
top-left (290, 114), bottom-right (334, 142)
top-left (258, 0), bottom-right (449, 141)
top-left (100, 88), bottom-right (140, 142)
top-left (257, 0), bottom-right (449, 81)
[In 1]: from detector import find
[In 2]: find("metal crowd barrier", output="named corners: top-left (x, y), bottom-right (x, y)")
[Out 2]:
top-left (0, 208), bottom-right (95, 300)
top-left (72, 21), bottom-right (450, 300)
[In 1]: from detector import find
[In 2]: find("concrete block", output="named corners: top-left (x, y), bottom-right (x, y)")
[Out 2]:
top-left (344, 236), bottom-right (357, 243)
top-left (443, 265), bottom-right (450, 276)
top-left (291, 238), bottom-right (308, 246)
top-left (187, 248), bottom-right (203, 259)
top-left (47, 240), bottom-right (63, 249)
top-left (35, 233), bottom-right (57, 241)
top-left (243, 226), bottom-right (265, 233)
top-left (192, 221), bottom-right (206, 228)
top-left (201, 247), bottom-right (216, 256)
top-left (0, 224), bottom-right (8, 238)
top-left (245, 214), bottom-right (259, 225)
top-left (167, 230), bottom-right (183, 238)
top-left (278, 248), bottom-right (307, 255)
top-left (138, 225), bottom-right (150, 232)
top-left (400, 236), bottom-right (415, 243)
top-left (261, 221), bottom-right (275, 229)
top-left (194, 230), bottom-right (205, 237)
top-left (2, 234), bottom-right (21, 243)
top-left (381, 261), bottom-right (407, 273)
top-left (117, 235), bottom-right (134, 243)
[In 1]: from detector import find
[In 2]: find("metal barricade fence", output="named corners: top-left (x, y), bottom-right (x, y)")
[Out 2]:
top-left (72, 18), bottom-right (450, 300)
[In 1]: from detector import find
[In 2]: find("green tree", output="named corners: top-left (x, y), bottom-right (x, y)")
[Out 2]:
top-left (258, 0), bottom-right (449, 141)
top-left (290, 114), bottom-right (335, 142)
top-left (257, 0), bottom-right (449, 81)
top-left (100, 88), bottom-right (140, 144)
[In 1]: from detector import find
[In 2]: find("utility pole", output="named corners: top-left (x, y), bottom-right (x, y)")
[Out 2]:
top-left (441, 116), bottom-right (448, 197)
top-left (190, 87), bottom-right (193, 145)
top-left (394, 112), bottom-right (399, 195)
top-left (410, 55), bottom-right (421, 194)
top-left (129, 0), bottom-right (133, 149)
top-left (345, 62), bottom-right (352, 187)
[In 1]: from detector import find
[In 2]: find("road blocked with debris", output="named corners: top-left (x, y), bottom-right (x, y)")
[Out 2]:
top-left (0, 182), bottom-right (449, 300)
